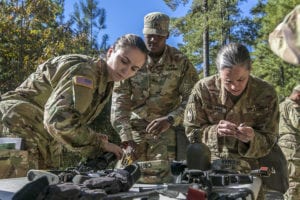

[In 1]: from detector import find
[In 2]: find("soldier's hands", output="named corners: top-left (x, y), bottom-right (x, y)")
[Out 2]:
top-left (236, 125), bottom-right (255, 143)
top-left (217, 120), bottom-right (254, 143)
top-left (101, 135), bottom-right (123, 160)
top-left (217, 120), bottom-right (238, 136)
top-left (146, 116), bottom-right (171, 135)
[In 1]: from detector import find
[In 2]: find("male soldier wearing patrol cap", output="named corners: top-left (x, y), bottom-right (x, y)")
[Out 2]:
top-left (0, 34), bottom-right (148, 178)
top-left (111, 12), bottom-right (198, 184)
top-left (278, 84), bottom-right (300, 200)
top-left (269, 5), bottom-right (300, 65)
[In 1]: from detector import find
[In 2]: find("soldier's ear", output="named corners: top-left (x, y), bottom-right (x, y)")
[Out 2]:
top-left (106, 47), bottom-right (114, 58)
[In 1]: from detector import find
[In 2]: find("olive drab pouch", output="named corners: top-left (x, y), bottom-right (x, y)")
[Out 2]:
top-left (137, 160), bottom-right (171, 184)
top-left (0, 149), bottom-right (29, 178)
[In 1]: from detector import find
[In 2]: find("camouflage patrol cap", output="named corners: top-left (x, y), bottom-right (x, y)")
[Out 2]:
top-left (143, 12), bottom-right (169, 36)
top-left (294, 84), bottom-right (300, 92)
top-left (269, 5), bottom-right (300, 65)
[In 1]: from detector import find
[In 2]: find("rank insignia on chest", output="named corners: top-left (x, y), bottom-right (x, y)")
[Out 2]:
top-left (166, 64), bottom-right (177, 70)
top-left (213, 105), bottom-right (227, 113)
top-left (204, 104), bottom-right (227, 114)
top-left (73, 76), bottom-right (93, 89)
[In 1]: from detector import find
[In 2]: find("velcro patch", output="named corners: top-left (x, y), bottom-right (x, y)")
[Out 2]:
top-left (73, 76), bottom-right (93, 89)
top-left (186, 108), bottom-right (194, 122)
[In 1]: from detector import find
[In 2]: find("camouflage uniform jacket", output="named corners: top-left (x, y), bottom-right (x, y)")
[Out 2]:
top-left (1, 54), bottom-right (113, 158)
top-left (279, 97), bottom-right (300, 147)
top-left (184, 74), bottom-right (279, 159)
top-left (111, 45), bottom-right (199, 141)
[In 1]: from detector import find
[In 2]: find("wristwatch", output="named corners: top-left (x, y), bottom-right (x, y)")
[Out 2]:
top-left (167, 116), bottom-right (174, 125)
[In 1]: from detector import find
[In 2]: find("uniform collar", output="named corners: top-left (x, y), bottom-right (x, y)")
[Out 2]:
top-left (147, 45), bottom-right (168, 67)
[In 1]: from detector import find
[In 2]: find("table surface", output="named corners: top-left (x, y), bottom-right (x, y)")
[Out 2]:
top-left (0, 177), bottom-right (29, 200)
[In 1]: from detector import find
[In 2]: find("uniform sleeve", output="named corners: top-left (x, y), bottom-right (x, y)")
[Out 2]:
top-left (110, 80), bottom-right (133, 142)
top-left (184, 83), bottom-right (218, 144)
top-left (169, 59), bottom-right (199, 126)
top-left (43, 70), bottom-right (103, 158)
top-left (238, 89), bottom-right (279, 158)
top-left (288, 103), bottom-right (300, 129)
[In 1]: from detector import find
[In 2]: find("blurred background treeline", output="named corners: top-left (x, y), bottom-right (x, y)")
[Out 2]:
top-left (1, 0), bottom-right (300, 143)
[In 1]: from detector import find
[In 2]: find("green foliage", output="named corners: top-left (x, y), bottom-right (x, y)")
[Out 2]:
top-left (251, 0), bottom-right (300, 97)
top-left (163, 0), bottom-right (190, 10)
top-left (69, 0), bottom-right (109, 54)
top-left (0, 0), bottom-right (64, 91)
top-left (169, 0), bottom-right (258, 78)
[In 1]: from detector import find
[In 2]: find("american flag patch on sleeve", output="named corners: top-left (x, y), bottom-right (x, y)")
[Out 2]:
top-left (73, 76), bottom-right (93, 89)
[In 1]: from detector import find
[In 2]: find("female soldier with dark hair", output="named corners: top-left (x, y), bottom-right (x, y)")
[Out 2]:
top-left (0, 34), bottom-right (148, 178)
top-left (184, 43), bottom-right (286, 199)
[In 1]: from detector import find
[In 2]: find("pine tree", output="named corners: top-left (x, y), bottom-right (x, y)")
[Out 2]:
top-left (69, 0), bottom-right (108, 55)
top-left (251, 0), bottom-right (300, 97)
top-left (167, 0), bottom-right (258, 78)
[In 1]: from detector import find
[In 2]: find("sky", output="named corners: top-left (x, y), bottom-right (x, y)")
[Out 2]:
top-left (64, 0), bottom-right (256, 48)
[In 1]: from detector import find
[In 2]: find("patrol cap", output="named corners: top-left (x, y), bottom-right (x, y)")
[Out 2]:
top-left (293, 84), bottom-right (300, 92)
top-left (268, 5), bottom-right (300, 65)
top-left (143, 12), bottom-right (169, 36)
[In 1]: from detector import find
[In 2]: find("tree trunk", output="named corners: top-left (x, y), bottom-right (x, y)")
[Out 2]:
top-left (203, 0), bottom-right (210, 77)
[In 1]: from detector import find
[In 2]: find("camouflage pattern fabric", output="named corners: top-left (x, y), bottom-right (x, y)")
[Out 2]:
top-left (279, 97), bottom-right (300, 200)
top-left (0, 54), bottom-right (113, 178)
top-left (0, 150), bottom-right (28, 178)
top-left (111, 45), bottom-right (198, 183)
top-left (131, 120), bottom-right (176, 184)
top-left (269, 5), bottom-right (300, 65)
top-left (184, 74), bottom-right (279, 171)
top-left (137, 160), bottom-right (171, 183)
top-left (143, 12), bottom-right (169, 36)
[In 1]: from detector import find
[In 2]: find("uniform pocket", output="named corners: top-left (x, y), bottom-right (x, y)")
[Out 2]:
top-left (0, 149), bottom-right (29, 178)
